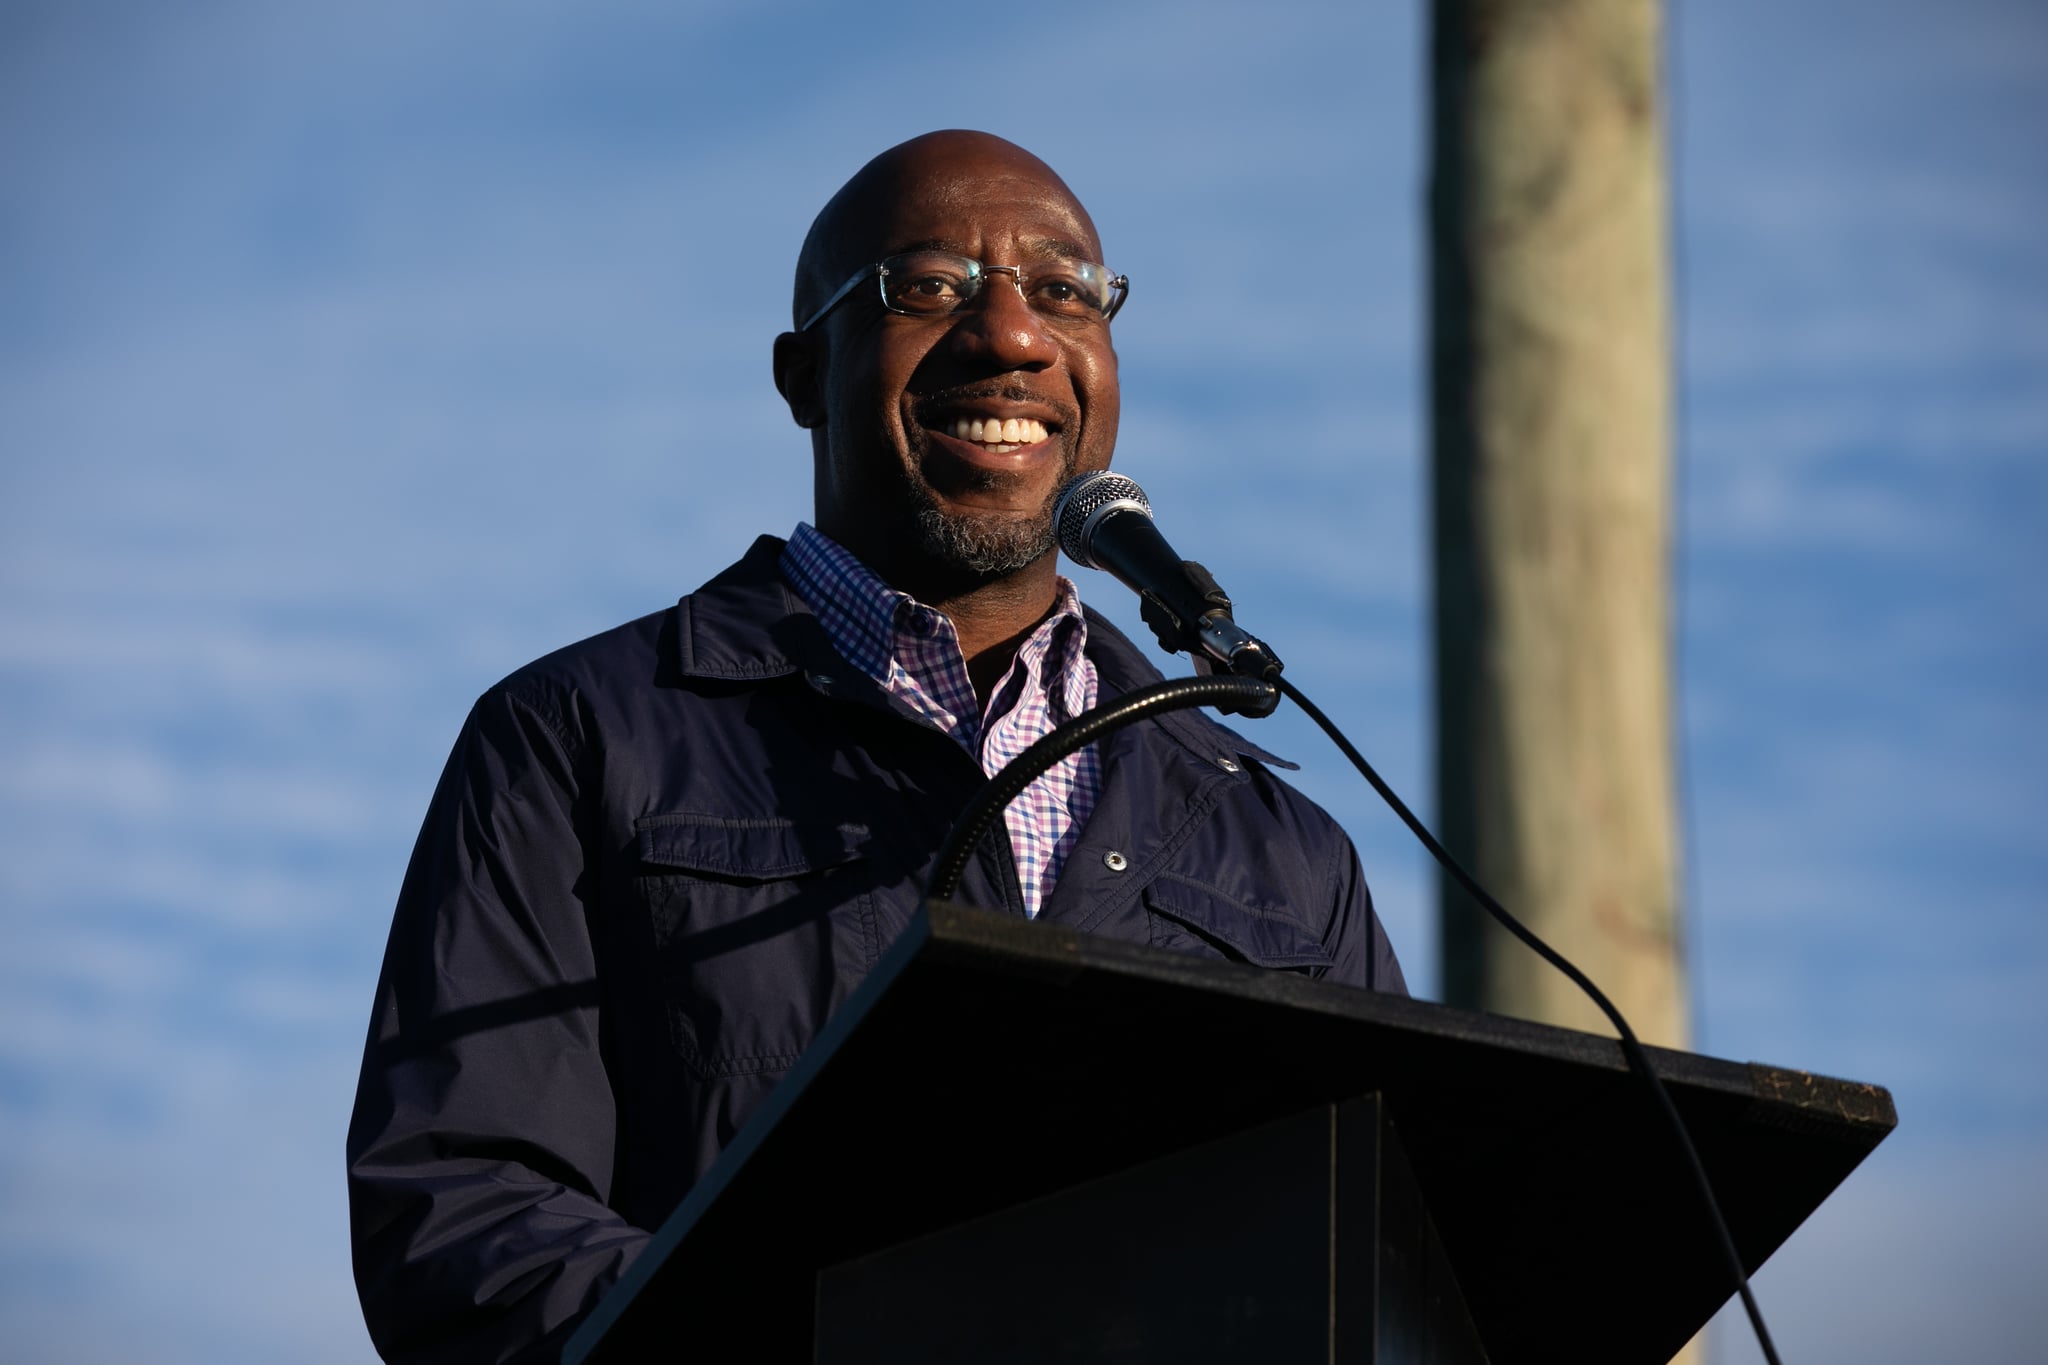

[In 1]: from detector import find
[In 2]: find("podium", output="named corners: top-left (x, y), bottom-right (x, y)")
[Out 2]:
top-left (566, 905), bottom-right (1894, 1363)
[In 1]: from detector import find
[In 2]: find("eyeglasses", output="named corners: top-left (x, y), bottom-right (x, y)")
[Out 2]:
top-left (798, 250), bottom-right (1129, 332)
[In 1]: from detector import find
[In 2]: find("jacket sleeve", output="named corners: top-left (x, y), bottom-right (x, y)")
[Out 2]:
top-left (1320, 830), bottom-right (1409, 996)
top-left (347, 684), bottom-right (645, 1363)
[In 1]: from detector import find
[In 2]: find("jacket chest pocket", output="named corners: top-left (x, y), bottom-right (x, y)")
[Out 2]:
top-left (636, 812), bottom-right (880, 1081)
top-left (1143, 874), bottom-right (1334, 976)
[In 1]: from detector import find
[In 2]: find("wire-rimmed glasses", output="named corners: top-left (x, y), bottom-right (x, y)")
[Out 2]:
top-left (799, 250), bottom-right (1129, 332)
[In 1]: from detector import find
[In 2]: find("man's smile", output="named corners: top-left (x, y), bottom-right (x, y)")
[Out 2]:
top-left (915, 395), bottom-right (1071, 480)
top-left (941, 415), bottom-right (1051, 453)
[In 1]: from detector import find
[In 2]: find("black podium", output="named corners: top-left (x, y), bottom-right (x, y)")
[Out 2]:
top-left (565, 905), bottom-right (1894, 1363)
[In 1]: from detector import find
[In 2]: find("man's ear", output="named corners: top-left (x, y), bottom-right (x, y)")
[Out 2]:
top-left (772, 331), bottom-right (826, 429)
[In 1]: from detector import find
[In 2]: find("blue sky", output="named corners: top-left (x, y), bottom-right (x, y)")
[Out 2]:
top-left (1, 2), bottom-right (2042, 1360)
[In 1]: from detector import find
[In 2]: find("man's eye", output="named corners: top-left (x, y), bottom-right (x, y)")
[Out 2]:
top-left (1029, 273), bottom-right (1097, 316)
top-left (893, 275), bottom-right (969, 311)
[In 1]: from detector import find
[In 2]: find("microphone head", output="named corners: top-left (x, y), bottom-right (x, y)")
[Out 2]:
top-left (1054, 470), bottom-right (1152, 570)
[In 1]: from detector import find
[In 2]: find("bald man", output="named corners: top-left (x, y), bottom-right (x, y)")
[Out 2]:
top-left (347, 131), bottom-right (1404, 1364)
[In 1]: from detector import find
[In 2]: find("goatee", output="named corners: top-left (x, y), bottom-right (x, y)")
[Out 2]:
top-left (908, 456), bottom-right (1074, 579)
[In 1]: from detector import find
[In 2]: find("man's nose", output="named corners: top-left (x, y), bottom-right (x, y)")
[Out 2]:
top-left (947, 269), bottom-right (1057, 370)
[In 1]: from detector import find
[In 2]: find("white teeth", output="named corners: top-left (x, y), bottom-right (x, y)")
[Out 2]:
top-left (945, 417), bottom-right (1050, 447)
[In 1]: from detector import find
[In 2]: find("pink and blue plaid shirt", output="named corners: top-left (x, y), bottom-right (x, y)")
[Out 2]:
top-left (779, 523), bottom-right (1100, 918)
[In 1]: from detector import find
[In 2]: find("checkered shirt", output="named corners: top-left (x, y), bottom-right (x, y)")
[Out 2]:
top-left (780, 523), bottom-right (1100, 918)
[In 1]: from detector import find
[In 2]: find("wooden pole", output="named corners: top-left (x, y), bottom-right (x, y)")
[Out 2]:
top-left (1429, 0), bottom-right (1688, 1053)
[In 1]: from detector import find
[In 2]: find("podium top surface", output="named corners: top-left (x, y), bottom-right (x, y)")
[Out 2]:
top-left (572, 904), bottom-right (1895, 1364)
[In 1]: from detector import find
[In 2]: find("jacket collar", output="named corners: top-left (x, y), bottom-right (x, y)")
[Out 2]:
top-left (671, 535), bottom-right (1294, 770)
top-left (672, 536), bottom-right (827, 682)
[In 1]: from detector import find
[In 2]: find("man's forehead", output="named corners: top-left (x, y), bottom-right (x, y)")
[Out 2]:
top-left (851, 164), bottom-right (1100, 258)
top-left (887, 232), bottom-right (1099, 263)
top-left (793, 131), bottom-right (1105, 325)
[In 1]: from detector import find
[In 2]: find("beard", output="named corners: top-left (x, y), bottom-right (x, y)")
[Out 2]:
top-left (906, 449), bottom-right (1076, 579)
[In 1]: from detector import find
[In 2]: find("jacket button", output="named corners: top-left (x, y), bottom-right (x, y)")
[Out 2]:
top-left (1216, 757), bottom-right (1241, 773)
top-left (1102, 850), bottom-right (1129, 872)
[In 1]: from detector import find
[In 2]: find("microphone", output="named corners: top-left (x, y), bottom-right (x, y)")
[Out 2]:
top-left (1054, 470), bottom-right (1283, 683)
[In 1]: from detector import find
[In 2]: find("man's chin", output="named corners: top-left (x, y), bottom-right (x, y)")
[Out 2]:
top-left (905, 452), bottom-right (1073, 580)
top-left (911, 503), bottom-right (1058, 578)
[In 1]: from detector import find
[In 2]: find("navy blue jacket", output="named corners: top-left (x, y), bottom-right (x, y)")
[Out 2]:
top-left (346, 537), bottom-right (1405, 1363)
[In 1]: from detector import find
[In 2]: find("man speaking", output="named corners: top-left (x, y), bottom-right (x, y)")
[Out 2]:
top-left (347, 130), bottom-right (1406, 1363)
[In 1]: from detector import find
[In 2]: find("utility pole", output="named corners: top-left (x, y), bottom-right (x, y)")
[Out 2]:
top-left (1429, 0), bottom-right (1688, 1054)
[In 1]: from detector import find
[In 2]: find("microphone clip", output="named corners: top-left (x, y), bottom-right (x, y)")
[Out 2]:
top-left (1140, 560), bottom-right (1284, 717)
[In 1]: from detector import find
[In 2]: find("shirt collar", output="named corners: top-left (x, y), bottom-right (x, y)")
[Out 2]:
top-left (779, 522), bottom-right (902, 683)
top-left (779, 522), bottom-right (1091, 703)
top-left (668, 532), bottom-right (1297, 771)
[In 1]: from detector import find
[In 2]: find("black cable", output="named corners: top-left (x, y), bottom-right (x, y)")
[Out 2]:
top-left (924, 652), bottom-right (1780, 1360)
top-left (926, 674), bottom-right (1279, 903)
top-left (1272, 674), bottom-right (1783, 1365)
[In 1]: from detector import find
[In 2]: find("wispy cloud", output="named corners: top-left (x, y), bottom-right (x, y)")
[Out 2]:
top-left (1, 1), bottom-right (2043, 1361)
top-left (1707, 1137), bottom-right (2048, 1362)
